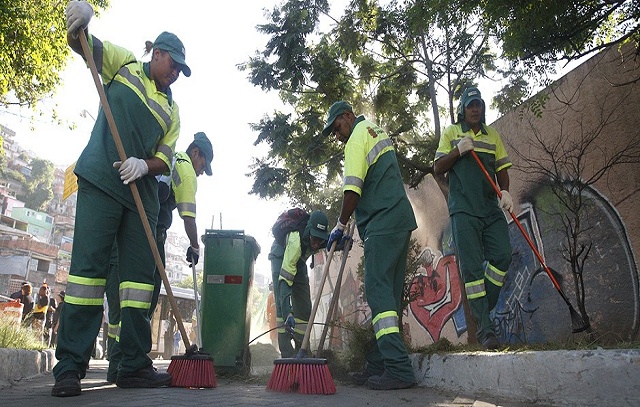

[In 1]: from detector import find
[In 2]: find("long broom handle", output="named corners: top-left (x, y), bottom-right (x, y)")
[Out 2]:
top-left (78, 30), bottom-right (191, 349)
top-left (469, 150), bottom-right (572, 304)
top-left (317, 222), bottom-right (353, 351)
top-left (301, 240), bottom-right (338, 353)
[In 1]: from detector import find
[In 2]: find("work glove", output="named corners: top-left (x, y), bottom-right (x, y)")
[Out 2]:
top-left (326, 221), bottom-right (347, 252)
top-left (66, 1), bottom-right (94, 38)
top-left (186, 246), bottom-right (200, 266)
top-left (284, 313), bottom-right (296, 335)
top-left (113, 157), bottom-right (149, 185)
top-left (499, 190), bottom-right (513, 213)
top-left (457, 136), bottom-right (474, 155)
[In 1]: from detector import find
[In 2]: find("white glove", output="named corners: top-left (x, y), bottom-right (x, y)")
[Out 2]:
top-left (457, 136), bottom-right (474, 155)
top-left (499, 190), bottom-right (513, 212)
top-left (113, 157), bottom-right (149, 185)
top-left (66, 1), bottom-right (94, 37)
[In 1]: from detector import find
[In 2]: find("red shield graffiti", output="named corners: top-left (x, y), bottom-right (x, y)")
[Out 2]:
top-left (409, 254), bottom-right (462, 341)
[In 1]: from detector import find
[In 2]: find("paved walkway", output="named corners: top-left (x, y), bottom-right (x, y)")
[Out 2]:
top-left (1, 359), bottom-right (545, 407)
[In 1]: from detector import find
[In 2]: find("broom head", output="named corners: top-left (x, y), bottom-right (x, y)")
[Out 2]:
top-left (168, 346), bottom-right (217, 388)
top-left (267, 357), bottom-right (336, 395)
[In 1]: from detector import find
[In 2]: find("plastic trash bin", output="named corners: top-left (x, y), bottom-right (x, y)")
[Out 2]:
top-left (200, 229), bottom-right (260, 374)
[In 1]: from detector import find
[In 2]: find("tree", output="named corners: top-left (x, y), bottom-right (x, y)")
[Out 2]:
top-left (19, 158), bottom-right (54, 211)
top-left (479, 0), bottom-right (639, 111)
top-left (510, 86), bottom-right (640, 331)
top-left (241, 0), bottom-right (512, 205)
top-left (0, 0), bottom-right (109, 109)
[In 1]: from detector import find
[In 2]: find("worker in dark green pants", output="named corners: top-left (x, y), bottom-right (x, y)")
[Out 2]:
top-left (323, 100), bottom-right (417, 390)
top-left (434, 86), bottom-right (513, 350)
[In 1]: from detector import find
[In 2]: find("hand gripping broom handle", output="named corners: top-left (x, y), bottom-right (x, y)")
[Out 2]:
top-left (469, 150), bottom-right (571, 304)
top-left (300, 238), bottom-right (338, 354)
top-left (79, 30), bottom-right (191, 349)
top-left (317, 222), bottom-right (353, 352)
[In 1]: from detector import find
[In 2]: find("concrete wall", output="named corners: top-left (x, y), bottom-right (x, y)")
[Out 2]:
top-left (312, 44), bottom-right (640, 350)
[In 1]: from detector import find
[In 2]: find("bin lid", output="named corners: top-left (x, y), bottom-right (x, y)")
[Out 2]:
top-left (203, 229), bottom-right (261, 260)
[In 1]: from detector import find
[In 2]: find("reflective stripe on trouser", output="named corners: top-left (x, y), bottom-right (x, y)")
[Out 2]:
top-left (271, 255), bottom-right (311, 358)
top-left (451, 210), bottom-right (512, 342)
top-left (106, 257), bottom-right (122, 378)
top-left (54, 179), bottom-right (157, 380)
top-left (363, 230), bottom-right (415, 384)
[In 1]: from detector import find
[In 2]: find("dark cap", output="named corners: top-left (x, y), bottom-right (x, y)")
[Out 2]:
top-left (322, 101), bottom-right (353, 137)
top-left (153, 32), bottom-right (191, 77)
top-left (307, 211), bottom-right (329, 241)
top-left (461, 87), bottom-right (482, 107)
top-left (193, 132), bottom-right (213, 176)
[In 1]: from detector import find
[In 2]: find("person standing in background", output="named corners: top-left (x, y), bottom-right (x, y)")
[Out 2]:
top-left (433, 87), bottom-right (513, 350)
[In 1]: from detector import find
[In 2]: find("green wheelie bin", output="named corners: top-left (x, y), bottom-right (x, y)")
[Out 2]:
top-left (200, 229), bottom-right (261, 375)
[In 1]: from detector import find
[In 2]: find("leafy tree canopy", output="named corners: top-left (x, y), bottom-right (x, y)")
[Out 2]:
top-left (0, 0), bottom-right (109, 109)
top-left (242, 0), bottom-right (638, 208)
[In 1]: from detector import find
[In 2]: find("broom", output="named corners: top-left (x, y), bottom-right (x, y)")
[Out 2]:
top-left (266, 236), bottom-right (341, 394)
top-left (470, 150), bottom-right (590, 333)
top-left (317, 223), bottom-right (353, 352)
top-left (78, 29), bottom-right (216, 387)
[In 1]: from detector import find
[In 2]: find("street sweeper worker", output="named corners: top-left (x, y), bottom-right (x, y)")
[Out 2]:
top-left (433, 86), bottom-right (513, 350)
top-left (268, 210), bottom-right (329, 358)
top-left (323, 101), bottom-right (417, 390)
top-left (105, 132), bottom-right (213, 382)
top-left (53, 1), bottom-right (191, 397)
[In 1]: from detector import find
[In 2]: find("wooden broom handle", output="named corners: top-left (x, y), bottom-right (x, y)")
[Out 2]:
top-left (317, 222), bottom-right (353, 351)
top-left (300, 237), bottom-right (338, 353)
top-left (78, 30), bottom-right (191, 349)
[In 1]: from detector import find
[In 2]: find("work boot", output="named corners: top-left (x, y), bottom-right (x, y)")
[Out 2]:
top-left (481, 332), bottom-right (500, 350)
top-left (365, 371), bottom-right (415, 390)
top-left (349, 370), bottom-right (374, 386)
top-left (116, 365), bottom-right (172, 388)
top-left (51, 370), bottom-right (81, 397)
top-left (106, 371), bottom-right (117, 383)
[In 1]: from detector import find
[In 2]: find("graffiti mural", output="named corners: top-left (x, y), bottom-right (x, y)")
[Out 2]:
top-left (408, 184), bottom-right (639, 345)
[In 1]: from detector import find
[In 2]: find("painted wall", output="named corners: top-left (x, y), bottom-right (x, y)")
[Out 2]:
top-left (315, 44), bottom-right (639, 350)
top-left (402, 44), bottom-right (639, 346)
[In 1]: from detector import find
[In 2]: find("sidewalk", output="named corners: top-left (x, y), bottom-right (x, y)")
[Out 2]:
top-left (0, 358), bottom-right (542, 407)
top-left (1, 348), bottom-right (639, 406)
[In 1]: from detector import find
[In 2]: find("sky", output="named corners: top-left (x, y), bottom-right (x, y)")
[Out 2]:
top-left (0, 1), bottom-right (581, 280)
top-left (0, 0), bottom-right (305, 280)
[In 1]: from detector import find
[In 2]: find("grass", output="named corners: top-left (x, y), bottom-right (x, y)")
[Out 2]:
top-left (0, 315), bottom-right (47, 351)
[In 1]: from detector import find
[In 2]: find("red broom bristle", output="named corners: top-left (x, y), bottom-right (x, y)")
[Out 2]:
top-left (266, 358), bottom-right (335, 395)
top-left (168, 355), bottom-right (217, 388)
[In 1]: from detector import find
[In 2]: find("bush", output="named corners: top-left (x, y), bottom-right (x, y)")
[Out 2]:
top-left (0, 315), bottom-right (46, 351)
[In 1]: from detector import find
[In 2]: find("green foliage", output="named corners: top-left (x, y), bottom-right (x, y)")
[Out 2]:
top-left (18, 157), bottom-right (54, 211)
top-left (0, 0), bottom-right (110, 109)
top-left (481, 0), bottom-right (639, 63)
top-left (242, 0), bottom-right (510, 205)
top-left (0, 315), bottom-right (46, 350)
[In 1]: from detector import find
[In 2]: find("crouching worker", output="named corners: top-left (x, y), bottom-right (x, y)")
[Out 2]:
top-left (268, 210), bottom-right (329, 357)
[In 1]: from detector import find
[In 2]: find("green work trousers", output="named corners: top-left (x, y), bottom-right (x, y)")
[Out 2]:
top-left (269, 243), bottom-right (311, 358)
top-left (363, 230), bottom-right (415, 384)
top-left (54, 179), bottom-right (157, 380)
top-left (106, 229), bottom-right (165, 378)
top-left (451, 210), bottom-right (512, 342)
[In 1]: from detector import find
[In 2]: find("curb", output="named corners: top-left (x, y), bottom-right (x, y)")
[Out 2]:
top-left (0, 348), bottom-right (56, 388)
top-left (412, 349), bottom-right (640, 406)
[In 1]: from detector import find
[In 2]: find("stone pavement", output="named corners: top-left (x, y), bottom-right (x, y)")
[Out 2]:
top-left (1, 359), bottom-right (545, 407)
